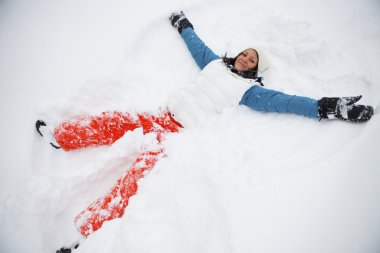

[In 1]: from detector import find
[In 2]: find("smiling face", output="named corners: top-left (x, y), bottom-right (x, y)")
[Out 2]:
top-left (234, 49), bottom-right (259, 72)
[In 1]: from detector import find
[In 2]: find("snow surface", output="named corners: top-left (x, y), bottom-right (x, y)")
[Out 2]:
top-left (1, 0), bottom-right (380, 252)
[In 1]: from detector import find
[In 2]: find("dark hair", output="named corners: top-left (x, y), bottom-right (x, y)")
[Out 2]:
top-left (222, 49), bottom-right (263, 85)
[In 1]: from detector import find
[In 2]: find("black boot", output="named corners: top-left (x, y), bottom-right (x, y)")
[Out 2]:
top-left (56, 247), bottom-right (72, 253)
top-left (318, 95), bottom-right (374, 122)
top-left (56, 242), bottom-right (79, 253)
top-left (35, 120), bottom-right (61, 149)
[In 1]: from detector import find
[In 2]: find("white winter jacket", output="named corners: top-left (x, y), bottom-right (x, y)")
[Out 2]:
top-left (167, 59), bottom-right (256, 128)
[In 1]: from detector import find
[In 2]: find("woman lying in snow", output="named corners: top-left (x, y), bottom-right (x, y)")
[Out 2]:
top-left (167, 12), bottom-right (373, 126)
top-left (38, 11), bottom-right (374, 149)
top-left (37, 11), bottom-right (374, 252)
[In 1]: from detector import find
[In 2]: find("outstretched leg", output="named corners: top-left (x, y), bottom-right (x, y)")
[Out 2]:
top-left (54, 111), bottom-right (140, 151)
top-left (72, 111), bottom-right (182, 236)
top-left (74, 148), bottom-right (165, 237)
top-left (53, 111), bottom-right (183, 151)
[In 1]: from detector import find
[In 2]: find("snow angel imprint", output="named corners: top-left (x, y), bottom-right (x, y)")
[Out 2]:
top-left (36, 11), bottom-right (374, 253)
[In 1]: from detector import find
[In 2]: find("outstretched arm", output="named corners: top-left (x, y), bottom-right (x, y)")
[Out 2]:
top-left (170, 11), bottom-right (220, 70)
top-left (180, 28), bottom-right (221, 69)
top-left (240, 86), bottom-right (374, 122)
top-left (240, 86), bottom-right (319, 119)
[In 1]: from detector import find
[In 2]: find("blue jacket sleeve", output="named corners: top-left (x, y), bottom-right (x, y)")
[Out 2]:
top-left (180, 28), bottom-right (221, 69)
top-left (239, 86), bottom-right (319, 119)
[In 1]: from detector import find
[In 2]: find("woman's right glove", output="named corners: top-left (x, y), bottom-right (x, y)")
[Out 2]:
top-left (318, 95), bottom-right (374, 122)
top-left (169, 11), bottom-right (193, 34)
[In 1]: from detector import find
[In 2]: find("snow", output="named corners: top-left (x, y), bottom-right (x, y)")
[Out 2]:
top-left (1, 0), bottom-right (380, 252)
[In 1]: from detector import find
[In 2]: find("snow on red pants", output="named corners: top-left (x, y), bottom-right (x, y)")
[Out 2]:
top-left (53, 111), bottom-right (183, 237)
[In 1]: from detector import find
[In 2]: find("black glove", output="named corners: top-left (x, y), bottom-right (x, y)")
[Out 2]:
top-left (318, 95), bottom-right (374, 122)
top-left (169, 11), bottom-right (193, 34)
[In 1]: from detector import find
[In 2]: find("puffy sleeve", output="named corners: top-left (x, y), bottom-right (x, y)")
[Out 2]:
top-left (239, 86), bottom-right (319, 118)
top-left (180, 28), bottom-right (221, 70)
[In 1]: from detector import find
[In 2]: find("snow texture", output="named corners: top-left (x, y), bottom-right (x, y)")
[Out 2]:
top-left (1, 0), bottom-right (380, 252)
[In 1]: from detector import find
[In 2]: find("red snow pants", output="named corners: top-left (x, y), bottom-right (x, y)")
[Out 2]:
top-left (53, 111), bottom-right (182, 237)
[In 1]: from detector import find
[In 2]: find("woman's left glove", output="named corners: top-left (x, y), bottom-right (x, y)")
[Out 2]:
top-left (169, 11), bottom-right (193, 34)
top-left (318, 95), bottom-right (374, 122)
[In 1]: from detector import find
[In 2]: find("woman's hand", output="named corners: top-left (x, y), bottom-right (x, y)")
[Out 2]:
top-left (169, 11), bottom-right (193, 34)
top-left (318, 96), bottom-right (374, 122)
